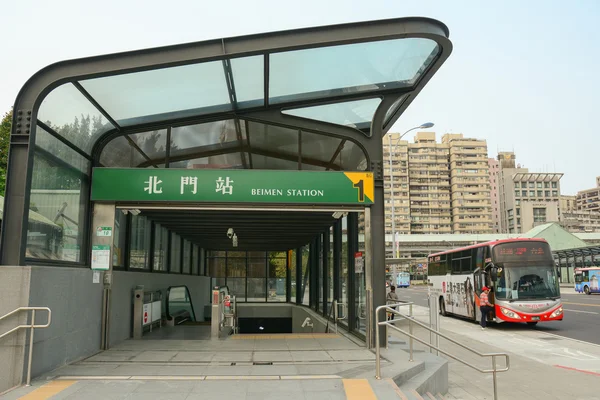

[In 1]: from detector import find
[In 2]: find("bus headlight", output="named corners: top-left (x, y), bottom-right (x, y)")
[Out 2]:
top-left (500, 307), bottom-right (521, 319)
top-left (550, 307), bottom-right (563, 318)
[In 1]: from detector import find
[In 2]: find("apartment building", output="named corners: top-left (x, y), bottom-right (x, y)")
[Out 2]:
top-left (383, 132), bottom-right (492, 256)
top-left (560, 195), bottom-right (577, 213)
top-left (444, 134), bottom-right (493, 234)
top-left (576, 177), bottom-right (600, 211)
top-left (409, 132), bottom-right (453, 234)
top-left (489, 158), bottom-right (501, 233)
top-left (497, 152), bottom-right (563, 233)
top-left (560, 210), bottom-right (600, 233)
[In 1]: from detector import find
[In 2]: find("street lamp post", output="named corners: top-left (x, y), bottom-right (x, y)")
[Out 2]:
top-left (388, 122), bottom-right (434, 260)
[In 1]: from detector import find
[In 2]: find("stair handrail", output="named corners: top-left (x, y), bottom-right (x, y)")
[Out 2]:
top-left (0, 307), bottom-right (52, 386)
top-left (375, 302), bottom-right (509, 400)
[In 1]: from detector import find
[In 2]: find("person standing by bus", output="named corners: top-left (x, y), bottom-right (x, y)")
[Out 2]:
top-left (479, 286), bottom-right (494, 330)
top-left (387, 285), bottom-right (399, 321)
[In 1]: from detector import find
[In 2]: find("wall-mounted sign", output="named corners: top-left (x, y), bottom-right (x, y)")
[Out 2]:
top-left (96, 226), bottom-right (112, 237)
top-left (91, 245), bottom-right (110, 270)
top-left (91, 168), bottom-right (374, 205)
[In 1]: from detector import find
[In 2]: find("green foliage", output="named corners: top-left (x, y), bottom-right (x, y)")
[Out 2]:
top-left (0, 110), bottom-right (12, 196)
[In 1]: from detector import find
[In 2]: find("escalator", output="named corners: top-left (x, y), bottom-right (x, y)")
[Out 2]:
top-left (166, 285), bottom-right (204, 325)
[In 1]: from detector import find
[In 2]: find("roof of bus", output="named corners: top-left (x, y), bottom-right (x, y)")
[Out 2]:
top-left (427, 238), bottom-right (549, 258)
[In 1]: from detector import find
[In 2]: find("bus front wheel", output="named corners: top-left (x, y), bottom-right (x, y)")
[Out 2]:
top-left (584, 285), bottom-right (591, 295)
top-left (439, 298), bottom-right (447, 316)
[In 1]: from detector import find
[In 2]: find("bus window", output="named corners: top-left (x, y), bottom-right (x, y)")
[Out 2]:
top-left (476, 247), bottom-right (484, 270)
top-left (451, 258), bottom-right (461, 274)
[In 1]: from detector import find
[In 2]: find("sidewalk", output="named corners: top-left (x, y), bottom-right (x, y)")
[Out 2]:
top-left (389, 305), bottom-right (600, 400)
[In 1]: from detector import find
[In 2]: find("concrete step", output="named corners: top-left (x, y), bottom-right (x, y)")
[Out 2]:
top-left (442, 387), bottom-right (480, 399)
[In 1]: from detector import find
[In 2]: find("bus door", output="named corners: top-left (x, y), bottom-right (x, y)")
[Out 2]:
top-left (474, 268), bottom-right (485, 321)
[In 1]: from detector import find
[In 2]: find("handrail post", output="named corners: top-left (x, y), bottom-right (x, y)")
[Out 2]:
top-left (375, 307), bottom-right (381, 379)
top-left (408, 303), bottom-right (413, 362)
top-left (492, 355), bottom-right (498, 400)
top-left (26, 309), bottom-right (35, 386)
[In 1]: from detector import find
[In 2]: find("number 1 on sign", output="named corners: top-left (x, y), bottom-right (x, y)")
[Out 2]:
top-left (353, 180), bottom-right (365, 202)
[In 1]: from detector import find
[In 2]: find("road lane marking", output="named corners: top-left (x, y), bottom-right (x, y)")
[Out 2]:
top-left (561, 302), bottom-right (600, 307)
top-left (564, 308), bottom-right (599, 314)
top-left (554, 365), bottom-right (600, 376)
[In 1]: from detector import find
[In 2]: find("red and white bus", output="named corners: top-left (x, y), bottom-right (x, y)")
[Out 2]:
top-left (427, 238), bottom-right (563, 326)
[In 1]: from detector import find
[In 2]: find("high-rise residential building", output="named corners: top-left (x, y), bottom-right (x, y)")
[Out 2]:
top-left (444, 134), bottom-right (492, 234)
top-left (560, 195), bottom-right (577, 214)
top-left (409, 132), bottom-right (453, 234)
top-left (383, 132), bottom-right (492, 257)
top-left (576, 177), bottom-right (600, 211)
top-left (488, 158), bottom-right (500, 233)
top-left (383, 133), bottom-right (411, 246)
top-left (497, 152), bottom-right (563, 233)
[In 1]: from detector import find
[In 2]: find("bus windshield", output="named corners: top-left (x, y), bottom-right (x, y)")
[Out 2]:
top-left (495, 265), bottom-right (560, 300)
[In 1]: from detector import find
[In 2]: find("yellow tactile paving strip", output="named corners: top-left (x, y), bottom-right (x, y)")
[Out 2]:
top-left (231, 333), bottom-right (339, 340)
top-left (342, 379), bottom-right (377, 400)
top-left (18, 380), bottom-right (77, 400)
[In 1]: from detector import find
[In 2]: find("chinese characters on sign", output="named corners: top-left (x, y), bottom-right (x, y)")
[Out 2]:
top-left (216, 177), bottom-right (234, 195)
top-left (144, 176), bottom-right (163, 194)
top-left (181, 177), bottom-right (198, 194)
top-left (91, 168), bottom-right (374, 204)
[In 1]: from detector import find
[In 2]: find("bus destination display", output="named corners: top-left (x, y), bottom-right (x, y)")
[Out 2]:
top-left (493, 242), bottom-right (550, 262)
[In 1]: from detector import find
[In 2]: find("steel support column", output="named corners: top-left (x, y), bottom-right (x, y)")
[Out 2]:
top-left (322, 230), bottom-right (330, 317)
top-left (333, 221), bottom-right (342, 303)
top-left (347, 212), bottom-right (357, 333)
top-left (296, 247), bottom-right (302, 304)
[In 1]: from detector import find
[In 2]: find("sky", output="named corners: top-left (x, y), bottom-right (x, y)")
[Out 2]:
top-left (2, 0), bottom-right (599, 195)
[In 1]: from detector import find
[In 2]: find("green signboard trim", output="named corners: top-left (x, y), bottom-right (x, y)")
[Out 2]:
top-left (91, 168), bottom-right (373, 205)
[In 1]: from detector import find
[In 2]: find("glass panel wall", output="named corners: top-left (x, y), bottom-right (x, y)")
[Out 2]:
top-left (248, 257), bottom-right (267, 302)
top-left (228, 257), bottom-right (247, 301)
top-left (26, 127), bottom-right (90, 261)
top-left (301, 245), bottom-right (310, 306)
top-left (268, 252), bottom-right (287, 302)
top-left (129, 215), bottom-right (151, 269)
top-left (182, 240), bottom-right (191, 274)
top-left (328, 226), bottom-right (334, 314)
top-left (208, 255), bottom-right (226, 289)
top-left (318, 237), bottom-right (324, 312)
top-left (113, 210), bottom-right (127, 268)
top-left (339, 216), bottom-right (349, 327)
top-left (192, 245), bottom-right (199, 275)
top-left (170, 234), bottom-right (182, 273)
top-left (356, 212), bottom-right (367, 335)
top-left (153, 224), bottom-right (168, 271)
top-left (290, 249), bottom-right (297, 302)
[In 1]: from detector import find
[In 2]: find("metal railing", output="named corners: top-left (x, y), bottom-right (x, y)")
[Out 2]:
top-left (375, 302), bottom-right (509, 400)
top-left (0, 307), bottom-right (52, 386)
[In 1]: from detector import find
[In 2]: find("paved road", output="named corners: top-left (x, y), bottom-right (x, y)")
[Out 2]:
top-left (394, 284), bottom-right (600, 345)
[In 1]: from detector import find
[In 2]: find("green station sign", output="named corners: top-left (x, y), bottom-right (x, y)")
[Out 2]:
top-left (91, 168), bottom-right (374, 205)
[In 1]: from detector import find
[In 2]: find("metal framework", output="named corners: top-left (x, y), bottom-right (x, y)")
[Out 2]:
top-left (1, 17), bottom-right (452, 347)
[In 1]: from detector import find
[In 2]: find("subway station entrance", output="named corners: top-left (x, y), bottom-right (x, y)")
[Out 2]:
top-left (0, 17), bottom-right (451, 389)
top-left (90, 167), bottom-right (375, 347)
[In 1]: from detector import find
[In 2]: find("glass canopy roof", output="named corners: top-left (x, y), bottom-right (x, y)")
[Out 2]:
top-left (34, 19), bottom-right (446, 171)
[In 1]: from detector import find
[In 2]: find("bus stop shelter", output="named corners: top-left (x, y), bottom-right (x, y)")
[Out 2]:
top-left (1, 16), bottom-right (452, 358)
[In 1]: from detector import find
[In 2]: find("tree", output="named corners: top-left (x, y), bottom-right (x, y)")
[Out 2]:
top-left (0, 109), bottom-right (12, 196)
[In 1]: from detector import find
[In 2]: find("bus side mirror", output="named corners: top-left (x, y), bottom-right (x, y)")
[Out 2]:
top-left (490, 267), bottom-right (498, 282)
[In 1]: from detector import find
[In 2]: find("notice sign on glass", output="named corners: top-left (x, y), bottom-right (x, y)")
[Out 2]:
top-left (92, 245), bottom-right (110, 270)
top-left (91, 168), bottom-right (374, 205)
